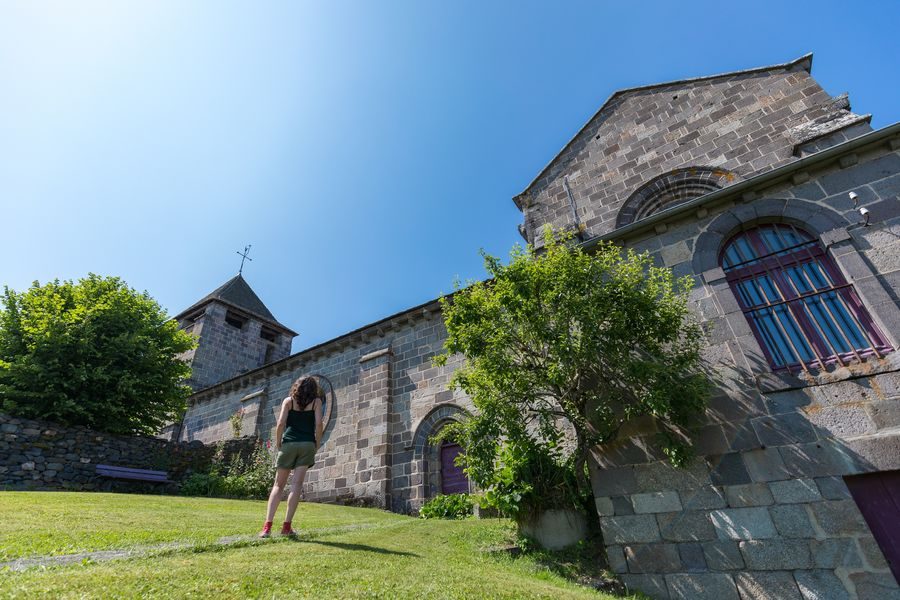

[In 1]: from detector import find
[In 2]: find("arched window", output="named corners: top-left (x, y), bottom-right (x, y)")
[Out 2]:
top-left (617, 167), bottom-right (735, 228)
top-left (721, 223), bottom-right (892, 371)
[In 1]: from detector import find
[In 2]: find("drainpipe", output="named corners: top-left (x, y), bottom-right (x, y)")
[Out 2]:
top-left (563, 177), bottom-right (585, 240)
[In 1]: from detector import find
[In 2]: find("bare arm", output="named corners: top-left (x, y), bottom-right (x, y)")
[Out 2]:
top-left (314, 397), bottom-right (323, 450)
top-left (275, 398), bottom-right (291, 451)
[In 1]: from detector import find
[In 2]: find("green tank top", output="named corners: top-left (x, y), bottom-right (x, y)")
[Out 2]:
top-left (283, 405), bottom-right (316, 444)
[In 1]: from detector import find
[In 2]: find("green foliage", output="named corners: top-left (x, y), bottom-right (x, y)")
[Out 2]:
top-left (0, 274), bottom-right (195, 436)
top-left (419, 493), bottom-right (475, 519)
top-left (181, 440), bottom-right (276, 500)
top-left (476, 441), bottom-right (585, 521)
top-left (436, 231), bottom-right (709, 520)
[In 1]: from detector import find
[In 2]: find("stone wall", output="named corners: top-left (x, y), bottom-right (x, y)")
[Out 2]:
top-left (516, 56), bottom-right (871, 245)
top-left (179, 301), bottom-right (472, 513)
top-left (0, 412), bottom-right (254, 493)
top-left (584, 140), bottom-right (900, 598)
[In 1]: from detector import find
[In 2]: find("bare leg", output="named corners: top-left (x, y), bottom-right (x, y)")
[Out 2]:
top-left (284, 466), bottom-right (309, 523)
top-left (265, 468), bottom-right (291, 522)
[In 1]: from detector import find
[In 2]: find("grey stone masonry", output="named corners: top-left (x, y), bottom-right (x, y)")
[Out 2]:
top-left (514, 55), bottom-right (872, 245)
top-left (573, 62), bottom-right (900, 597)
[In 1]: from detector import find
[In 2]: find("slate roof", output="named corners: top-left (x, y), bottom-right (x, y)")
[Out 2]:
top-left (174, 274), bottom-right (297, 336)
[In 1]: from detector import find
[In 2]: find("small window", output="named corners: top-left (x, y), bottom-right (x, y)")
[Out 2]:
top-left (721, 223), bottom-right (892, 371)
top-left (224, 310), bottom-right (247, 330)
top-left (260, 326), bottom-right (278, 343)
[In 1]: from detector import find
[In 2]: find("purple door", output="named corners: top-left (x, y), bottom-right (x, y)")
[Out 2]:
top-left (440, 442), bottom-right (469, 495)
top-left (845, 470), bottom-right (900, 583)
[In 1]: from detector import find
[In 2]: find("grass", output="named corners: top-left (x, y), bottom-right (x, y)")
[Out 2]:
top-left (0, 492), bottom-right (633, 599)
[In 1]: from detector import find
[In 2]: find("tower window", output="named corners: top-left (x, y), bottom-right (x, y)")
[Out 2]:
top-left (224, 310), bottom-right (247, 330)
top-left (721, 223), bottom-right (892, 371)
top-left (260, 326), bottom-right (278, 343)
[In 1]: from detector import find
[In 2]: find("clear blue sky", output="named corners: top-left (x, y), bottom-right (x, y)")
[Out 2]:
top-left (2, 1), bottom-right (899, 351)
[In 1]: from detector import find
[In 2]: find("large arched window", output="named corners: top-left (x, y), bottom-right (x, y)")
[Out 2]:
top-left (721, 223), bottom-right (892, 371)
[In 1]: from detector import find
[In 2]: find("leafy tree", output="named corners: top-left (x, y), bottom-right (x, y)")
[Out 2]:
top-left (0, 274), bottom-right (195, 436)
top-left (436, 233), bottom-right (709, 526)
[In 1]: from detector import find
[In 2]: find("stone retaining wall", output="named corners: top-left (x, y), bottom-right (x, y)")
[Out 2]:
top-left (0, 413), bottom-right (255, 493)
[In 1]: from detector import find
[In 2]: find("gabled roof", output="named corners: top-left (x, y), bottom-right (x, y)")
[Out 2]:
top-left (174, 274), bottom-right (298, 336)
top-left (514, 53), bottom-right (814, 207)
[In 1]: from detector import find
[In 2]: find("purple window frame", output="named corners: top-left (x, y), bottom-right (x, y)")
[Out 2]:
top-left (720, 224), bottom-right (893, 372)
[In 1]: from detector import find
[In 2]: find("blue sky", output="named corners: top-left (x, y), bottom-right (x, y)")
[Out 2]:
top-left (2, 1), bottom-right (899, 351)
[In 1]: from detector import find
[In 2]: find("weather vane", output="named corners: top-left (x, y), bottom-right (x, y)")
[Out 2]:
top-left (236, 244), bottom-right (253, 274)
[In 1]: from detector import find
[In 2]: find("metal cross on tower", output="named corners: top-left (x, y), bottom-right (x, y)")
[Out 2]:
top-left (236, 245), bottom-right (253, 274)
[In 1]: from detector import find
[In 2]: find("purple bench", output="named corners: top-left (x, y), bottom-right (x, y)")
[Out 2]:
top-left (96, 464), bottom-right (170, 483)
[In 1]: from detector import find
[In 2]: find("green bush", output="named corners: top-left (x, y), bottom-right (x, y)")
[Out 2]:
top-left (419, 493), bottom-right (474, 519)
top-left (180, 440), bottom-right (276, 500)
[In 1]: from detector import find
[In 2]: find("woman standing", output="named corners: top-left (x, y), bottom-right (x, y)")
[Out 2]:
top-left (259, 376), bottom-right (323, 537)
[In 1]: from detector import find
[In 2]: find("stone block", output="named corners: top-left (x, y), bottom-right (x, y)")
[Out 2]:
top-left (702, 540), bottom-right (744, 570)
top-left (849, 572), bottom-right (900, 600)
top-left (678, 542), bottom-right (707, 572)
top-left (764, 389), bottom-right (813, 414)
top-left (793, 570), bottom-right (851, 600)
top-left (813, 476), bottom-right (850, 500)
top-left (769, 504), bottom-right (816, 538)
top-left (709, 507), bottom-right (777, 540)
top-left (724, 483), bottom-right (774, 507)
top-left (624, 543), bottom-right (682, 573)
top-left (804, 404), bottom-right (876, 438)
top-left (606, 545), bottom-right (628, 574)
top-left (621, 574), bottom-right (670, 600)
top-left (681, 485), bottom-right (727, 510)
top-left (665, 573), bottom-right (739, 600)
top-left (707, 453), bottom-right (752, 486)
top-left (743, 448), bottom-right (791, 483)
top-left (857, 535), bottom-right (890, 570)
top-left (592, 466), bottom-right (639, 497)
top-left (809, 500), bottom-right (869, 536)
top-left (779, 441), bottom-right (862, 478)
top-left (751, 413), bottom-right (818, 447)
top-left (612, 495), bottom-right (634, 515)
top-left (600, 514), bottom-right (661, 544)
top-left (634, 460), bottom-right (710, 492)
top-left (738, 539), bottom-right (813, 570)
top-left (595, 496), bottom-right (614, 516)
top-left (633, 491), bottom-right (683, 514)
top-left (770, 479), bottom-right (822, 504)
top-left (809, 538), bottom-right (863, 569)
top-left (734, 571), bottom-right (801, 599)
top-left (657, 511), bottom-right (717, 542)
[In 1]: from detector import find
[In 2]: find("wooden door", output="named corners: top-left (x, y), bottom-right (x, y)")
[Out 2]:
top-left (440, 442), bottom-right (469, 495)
top-left (845, 470), bottom-right (900, 583)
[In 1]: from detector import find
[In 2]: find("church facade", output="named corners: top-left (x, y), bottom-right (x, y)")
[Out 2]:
top-left (173, 55), bottom-right (900, 598)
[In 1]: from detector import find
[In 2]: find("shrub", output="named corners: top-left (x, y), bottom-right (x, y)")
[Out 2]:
top-left (180, 440), bottom-right (276, 500)
top-left (419, 493), bottom-right (474, 519)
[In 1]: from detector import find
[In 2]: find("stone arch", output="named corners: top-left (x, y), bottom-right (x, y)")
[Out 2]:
top-left (617, 167), bottom-right (737, 228)
top-left (692, 198), bottom-right (851, 275)
top-left (409, 403), bottom-right (472, 504)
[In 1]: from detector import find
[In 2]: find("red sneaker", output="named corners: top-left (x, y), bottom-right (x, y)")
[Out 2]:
top-left (280, 522), bottom-right (298, 537)
top-left (258, 522), bottom-right (273, 538)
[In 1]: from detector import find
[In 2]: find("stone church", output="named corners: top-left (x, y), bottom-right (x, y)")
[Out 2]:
top-left (172, 54), bottom-right (900, 599)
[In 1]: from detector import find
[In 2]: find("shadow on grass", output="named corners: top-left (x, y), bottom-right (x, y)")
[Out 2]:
top-left (292, 539), bottom-right (420, 557)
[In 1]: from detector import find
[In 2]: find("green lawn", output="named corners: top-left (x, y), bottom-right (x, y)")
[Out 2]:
top-left (0, 492), bottom-right (630, 599)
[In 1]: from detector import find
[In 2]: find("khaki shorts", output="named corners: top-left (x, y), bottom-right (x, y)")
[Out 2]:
top-left (276, 441), bottom-right (316, 469)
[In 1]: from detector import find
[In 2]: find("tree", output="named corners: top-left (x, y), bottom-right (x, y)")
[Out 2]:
top-left (435, 233), bottom-right (709, 527)
top-left (0, 274), bottom-right (195, 436)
